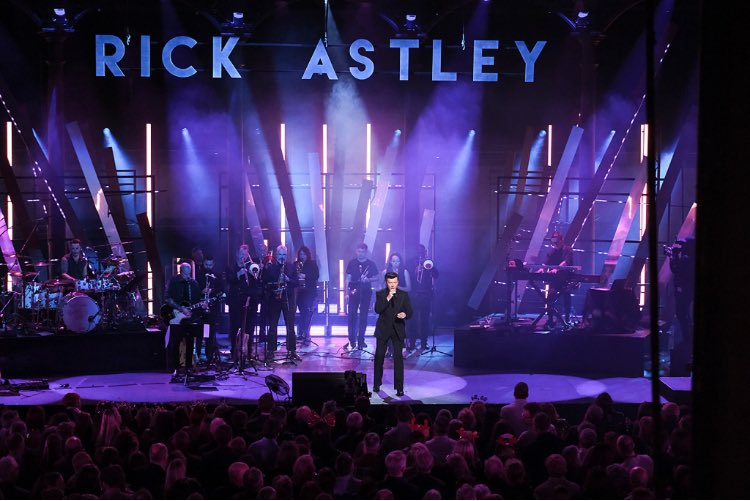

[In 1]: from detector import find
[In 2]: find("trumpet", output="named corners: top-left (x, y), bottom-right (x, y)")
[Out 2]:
top-left (249, 262), bottom-right (260, 279)
top-left (416, 258), bottom-right (434, 285)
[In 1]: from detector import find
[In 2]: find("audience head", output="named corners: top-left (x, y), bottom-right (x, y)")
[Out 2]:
top-left (629, 466), bottom-right (649, 490)
top-left (484, 455), bottom-right (505, 481)
top-left (384, 450), bottom-right (407, 477)
top-left (395, 403), bottom-right (413, 423)
top-left (0, 455), bottom-right (19, 484)
top-left (544, 453), bottom-right (567, 478)
top-left (412, 443), bottom-right (434, 474)
top-left (243, 467), bottom-right (264, 494)
top-left (363, 432), bottom-right (381, 455)
top-left (228, 461), bottom-right (250, 488)
top-left (271, 475), bottom-right (293, 500)
top-left (513, 382), bottom-right (529, 399)
top-left (423, 489), bottom-right (442, 500)
top-left (456, 483), bottom-right (477, 499)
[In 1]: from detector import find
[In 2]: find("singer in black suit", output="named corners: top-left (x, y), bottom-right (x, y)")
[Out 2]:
top-left (373, 271), bottom-right (413, 396)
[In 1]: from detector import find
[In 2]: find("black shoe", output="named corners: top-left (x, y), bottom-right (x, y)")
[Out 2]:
top-left (360, 342), bottom-right (367, 348)
top-left (372, 386), bottom-right (380, 393)
top-left (396, 390), bottom-right (405, 397)
top-left (343, 343), bottom-right (351, 351)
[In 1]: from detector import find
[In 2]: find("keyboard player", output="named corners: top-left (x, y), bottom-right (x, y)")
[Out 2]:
top-left (541, 231), bottom-right (575, 328)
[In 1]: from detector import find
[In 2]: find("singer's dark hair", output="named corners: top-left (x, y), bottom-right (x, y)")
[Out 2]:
top-left (386, 252), bottom-right (404, 272)
top-left (356, 242), bottom-right (368, 251)
top-left (69, 238), bottom-right (81, 246)
top-left (297, 246), bottom-right (312, 260)
top-left (385, 271), bottom-right (398, 281)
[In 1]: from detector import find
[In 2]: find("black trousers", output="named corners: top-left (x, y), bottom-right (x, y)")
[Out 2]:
top-left (347, 288), bottom-right (372, 346)
top-left (265, 297), bottom-right (296, 354)
top-left (411, 294), bottom-right (433, 348)
top-left (229, 294), bottom-right (260, 360)
top-left (547, 285), bottom-right (572, 323)
top-left (167, 322), bottom-right (202, 370)
top-left (195, 309), bottom-right (219, 361)
top-left (374, 333), bottom-right (404, 391)
top-left (296, 289), bottom-right (316, 339)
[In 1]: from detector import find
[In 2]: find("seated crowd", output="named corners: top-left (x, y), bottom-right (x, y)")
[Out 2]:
top-left (0, 383), bottom-right (691, 499)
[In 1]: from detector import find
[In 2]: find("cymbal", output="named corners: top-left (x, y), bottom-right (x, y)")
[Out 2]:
top-left (11, 271), bottom-right (39, 278)
top-left (103, 256), bottom-right (126, 264)
top-left (31, 261), bottom-right (51, 267)
top-left (44, 278), bottom-right (74, 287)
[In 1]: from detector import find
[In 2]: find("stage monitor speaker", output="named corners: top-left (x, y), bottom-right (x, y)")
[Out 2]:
top-left (583, 285), bottom-right (641, 333)
top-left (292, 371), bottom-right (368, 408)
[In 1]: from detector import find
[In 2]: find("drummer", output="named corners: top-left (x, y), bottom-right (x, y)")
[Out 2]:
top-left (60, 239), bottom-right (93, 281)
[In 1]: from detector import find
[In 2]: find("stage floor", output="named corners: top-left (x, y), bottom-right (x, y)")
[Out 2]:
top-left (0, 328), bottom-right (678, 407)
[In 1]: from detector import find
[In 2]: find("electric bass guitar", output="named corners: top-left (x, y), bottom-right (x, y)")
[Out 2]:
top-left (160, 293), bottom-right (225, 325)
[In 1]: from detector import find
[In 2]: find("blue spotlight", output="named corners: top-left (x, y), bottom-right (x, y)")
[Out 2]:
top-left (395, 129), bottom-right (402, 136)
top-left (103, 128), bottom-right (113, 148)
top-left (182, 127), bottom-right (188, 134)
top-left (469, 129), bottom-right (476, 137)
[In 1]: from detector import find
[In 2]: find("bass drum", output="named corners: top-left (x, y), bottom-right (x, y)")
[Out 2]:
top-left (60, 292), bottom-right (100, 333)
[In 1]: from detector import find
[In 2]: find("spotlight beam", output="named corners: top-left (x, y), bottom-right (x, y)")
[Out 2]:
top-left (517, 126), bottom-right (583, 309)
top-left (0, 74), bottom-right (85, 241)
top-left (67, 122), bottom-right (129, 264)
top-left (623, 124), bottom-right (691, 289)
top-left (243, 172), bottom-right (264, 258)
top-left (363, 132), bottom-right (400, 251)
top-left (267, 130), bottom-right (304, 251)
top-left (0, 135), bottom-right (42, 257)
top-left (347, 179), bottom-right (374, 253)
top-left (561, 131), bottom-right (618, 247)
top-left (510, 128), bottom-right (536, 216)
top-left (307, 153), bottom-right (330, 282)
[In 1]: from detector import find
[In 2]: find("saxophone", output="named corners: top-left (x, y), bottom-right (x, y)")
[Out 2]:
top-left (296, 261), bottom-right (305, 289)
top-left (274, 263), bottom-right (287, 300)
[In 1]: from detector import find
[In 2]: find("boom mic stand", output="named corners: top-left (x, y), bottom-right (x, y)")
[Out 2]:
top-left (422, 291), bottom-right (451, 357)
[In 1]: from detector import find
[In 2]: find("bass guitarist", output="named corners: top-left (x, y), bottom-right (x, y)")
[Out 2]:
top-left (164, 262), bottom-right (205, 374)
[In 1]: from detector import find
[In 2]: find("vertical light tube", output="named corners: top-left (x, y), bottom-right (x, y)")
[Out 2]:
top-left (322, 123), bottom-right (328, 226)
top-left (280, 123), bottom-right (287, 247)
top-left (6, 122), bottom-right (13, 292)
top-left (338, 259), bottom-right (345, 315)
top-left (5, 122), bottom-right (11, 168)
top-left (547, 124), bottom-right (552, 167)
top-left (385, 242), bottom-right (391, 265)
top-left (638, 123), bottom-right (648, 306)
top-left (365, 123), bottom-right (372, 227)
top-left (145, 123), bottom-right (153, 314)
top-left (639, 185), bottom-right (648, 307)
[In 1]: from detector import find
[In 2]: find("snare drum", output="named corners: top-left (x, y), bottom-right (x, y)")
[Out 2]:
top-left (60, 292), bottom-right (100, 333)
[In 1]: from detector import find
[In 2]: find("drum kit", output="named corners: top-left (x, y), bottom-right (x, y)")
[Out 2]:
top-left (8, 255), bottom-right (146, 334)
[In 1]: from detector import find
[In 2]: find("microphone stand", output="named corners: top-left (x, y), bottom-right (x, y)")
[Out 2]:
top-left (422, 287), bottom-right (451, 357)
